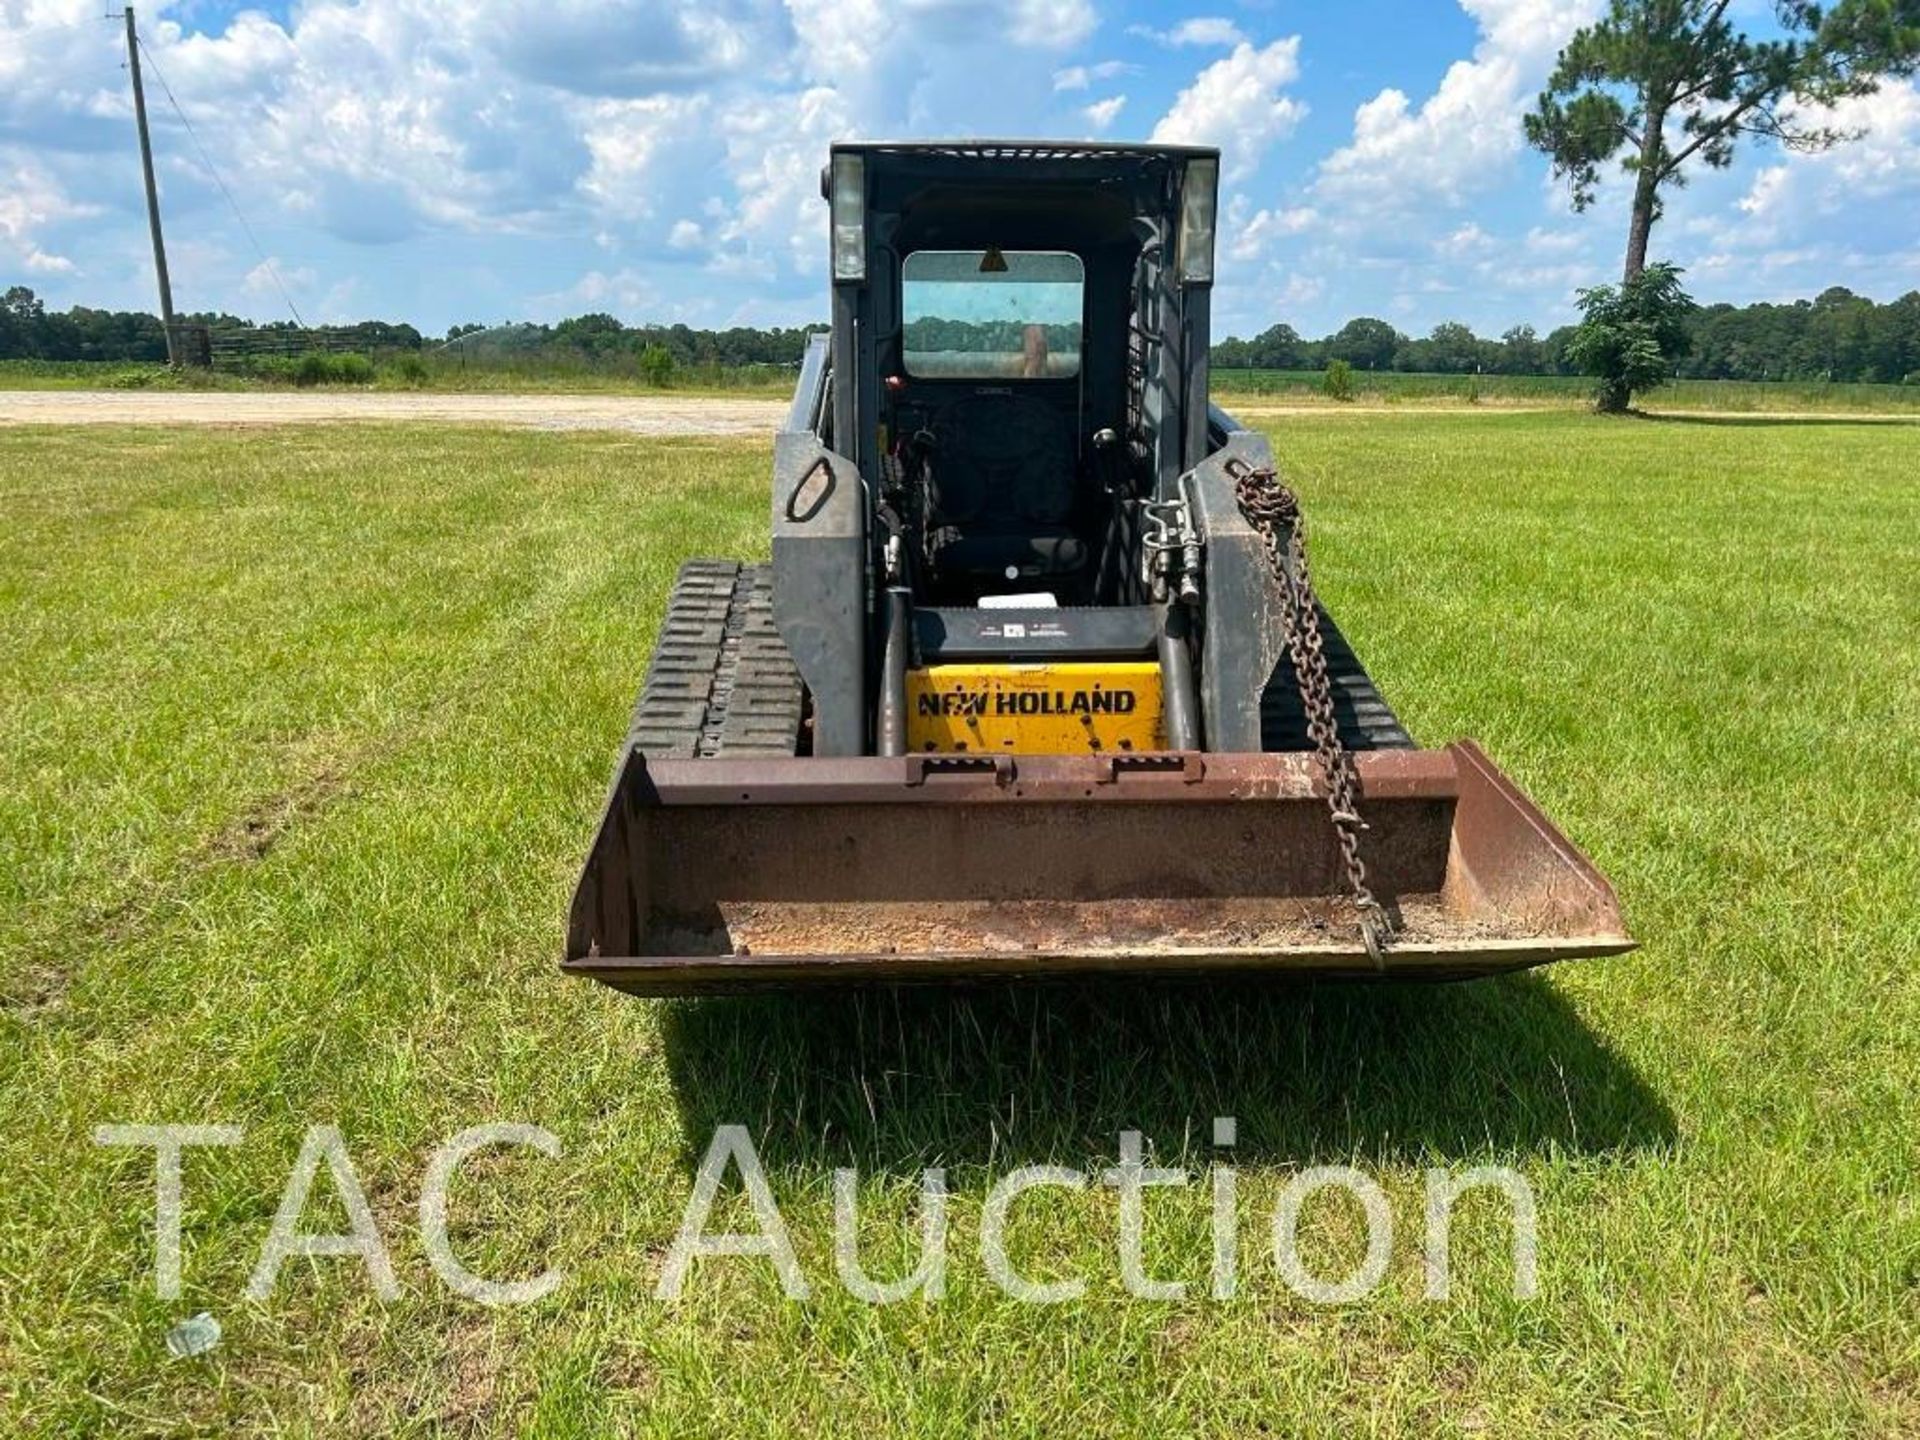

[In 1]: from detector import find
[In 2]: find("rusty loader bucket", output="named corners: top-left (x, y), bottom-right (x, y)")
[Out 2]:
top-left (564, 744), bottom-right (1632, 995)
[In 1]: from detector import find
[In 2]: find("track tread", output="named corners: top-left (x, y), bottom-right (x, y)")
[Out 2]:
top-left (1260, 605), bottom-right (1415, 752)
top-left (627, 561), bottom-right (803, 760)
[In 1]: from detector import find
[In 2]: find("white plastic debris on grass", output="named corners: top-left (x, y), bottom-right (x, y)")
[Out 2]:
top-left (165, 1312), bottom-right (221, 1358)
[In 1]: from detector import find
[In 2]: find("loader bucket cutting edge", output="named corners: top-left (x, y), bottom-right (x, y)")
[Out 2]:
top-left (563, 742), bottom-right (1632, 995)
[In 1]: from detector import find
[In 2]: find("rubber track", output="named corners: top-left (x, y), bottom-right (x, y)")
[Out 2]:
top-left (1260, 604), bottom-right (1415, 752)
top-left (626, 560), bottom-right (804, 759)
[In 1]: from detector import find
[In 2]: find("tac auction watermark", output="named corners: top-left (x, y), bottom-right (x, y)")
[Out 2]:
top-left (95, 1118), bottom-right (1537, 1307)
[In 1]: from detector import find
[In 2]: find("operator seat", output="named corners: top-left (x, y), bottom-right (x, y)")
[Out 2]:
top-left (926, 391), bottom-right (1085, 582)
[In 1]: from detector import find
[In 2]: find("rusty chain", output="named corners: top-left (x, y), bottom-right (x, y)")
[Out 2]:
top-left (1229, 458), bottom-right (1392, 966)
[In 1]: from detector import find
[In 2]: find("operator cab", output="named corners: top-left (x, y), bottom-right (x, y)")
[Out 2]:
top-left (828, 145), bottom-right (1216, 613)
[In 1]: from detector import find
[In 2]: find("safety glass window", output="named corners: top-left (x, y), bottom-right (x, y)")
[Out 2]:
top-left (902, 250), bottom-right (1084, 379)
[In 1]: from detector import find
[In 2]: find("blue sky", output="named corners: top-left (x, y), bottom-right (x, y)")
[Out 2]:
top-left (4, 0), bottom-right (1917, 340)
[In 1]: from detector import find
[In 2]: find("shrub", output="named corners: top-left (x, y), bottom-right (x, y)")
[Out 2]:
top-left (245, 356), bottom-right (299, 385)
top-left (330, 352), bottom-right (375, 384)
top-left (390, 354), bottom-right (429, 386)
top-left (285, 351), bottom-right (376, 386)
top-left (1566, 262), bottom-right (1695, 413)
top-left (638, 343), bottom-right (674, 387)
top-left (1322, 359), bottom-right (1355, 402)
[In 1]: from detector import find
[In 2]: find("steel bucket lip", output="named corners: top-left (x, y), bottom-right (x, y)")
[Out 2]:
top-left (565, 934), bottom-right (1638, 996)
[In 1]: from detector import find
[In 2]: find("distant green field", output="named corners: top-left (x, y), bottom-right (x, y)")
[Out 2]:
top-left (1211, 366), bottom-right (1920, 411)
top-left (1, 415), bottom-right (1916, 1435)
top-left (1215, 367), bottom-right (1594, 402)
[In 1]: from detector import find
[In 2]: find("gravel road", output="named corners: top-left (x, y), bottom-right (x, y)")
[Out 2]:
top-left (0, 390), bottom-right (789, 434)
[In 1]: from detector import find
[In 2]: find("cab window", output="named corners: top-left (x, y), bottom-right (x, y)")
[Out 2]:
top-left (902, 250), bottom-right (1083, 379)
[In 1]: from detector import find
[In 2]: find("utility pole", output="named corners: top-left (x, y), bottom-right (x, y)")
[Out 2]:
top-left (123, 6), bottom-right (179, 365)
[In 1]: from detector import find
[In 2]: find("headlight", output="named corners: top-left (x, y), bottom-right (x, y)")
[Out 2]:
top-left (1177, 155), bottom-right (1218, 285)
top-left (830, 152), bottom-right (866, 283)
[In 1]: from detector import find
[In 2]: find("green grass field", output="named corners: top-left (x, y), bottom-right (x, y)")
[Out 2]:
top-left (1, 414), bottom-right (1916, 1435)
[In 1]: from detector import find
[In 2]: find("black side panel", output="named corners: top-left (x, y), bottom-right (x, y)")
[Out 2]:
top-left (771, 432), bottom-right (865, 756)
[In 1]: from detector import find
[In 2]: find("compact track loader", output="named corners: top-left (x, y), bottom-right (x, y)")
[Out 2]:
top-left (566, 142), bottom-right (1633, 994)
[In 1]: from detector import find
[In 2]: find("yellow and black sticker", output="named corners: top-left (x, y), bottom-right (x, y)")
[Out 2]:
top-left (905, 662), bottom-right (1163, 754)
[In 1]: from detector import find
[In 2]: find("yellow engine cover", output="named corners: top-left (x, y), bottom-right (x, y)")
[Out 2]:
top-left (906, 662), bottom-right (1163, 754)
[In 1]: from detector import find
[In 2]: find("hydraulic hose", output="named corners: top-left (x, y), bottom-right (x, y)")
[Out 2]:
top-left (1158, 601), bottom-right (1200, 750)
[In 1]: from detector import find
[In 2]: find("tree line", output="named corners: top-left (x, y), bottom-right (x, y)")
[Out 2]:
top-left (902, 317), bottom-right (1083, 353)
top-left (494, 313), bottom-right (829, 368)
top-left (0, 288), bottom-right (428, 363)
top-left (1213, 286), bottom-right (1920, 384)
top-left (5, 282), bottom-right (1919, 384)
top-left (0, 292), bottom-right (825, 371)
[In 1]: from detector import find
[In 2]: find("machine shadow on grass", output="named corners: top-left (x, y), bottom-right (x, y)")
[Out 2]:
top-left (660, 973), bottom-right (1673, 1176)
top-left (1632, 410), bottom-right (1918, 428)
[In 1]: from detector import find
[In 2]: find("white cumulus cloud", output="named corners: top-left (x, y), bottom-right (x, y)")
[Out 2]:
top-left (1082, 95), bottom-right (1126, 133)
top-left (1223, 195), bottom-right (1318, 263)
top-left (242, 257), bottom-right (316, 296)
top-left (1129, 17), bottom-right (1248, 48)
top-left (1150, 39), bottom-right (1307, 182)
top-left (0, 158), bottom-right (95, 277)
top-left (0, 0), bottom-right (1118, 317)
top-left (1732, 83), bottom-right (1920, 235)
top-left (1315, 0), bottom-right (1600, 219)
top-left (1053, 60), bottom-right (1135, 92)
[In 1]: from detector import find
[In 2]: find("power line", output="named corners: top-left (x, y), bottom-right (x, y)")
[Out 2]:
top-left (134, 35), bottom-right (307, 329)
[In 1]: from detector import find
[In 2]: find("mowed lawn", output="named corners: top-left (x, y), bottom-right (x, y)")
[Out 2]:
top-left (0, 414), bottom-right (1915, 1436)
